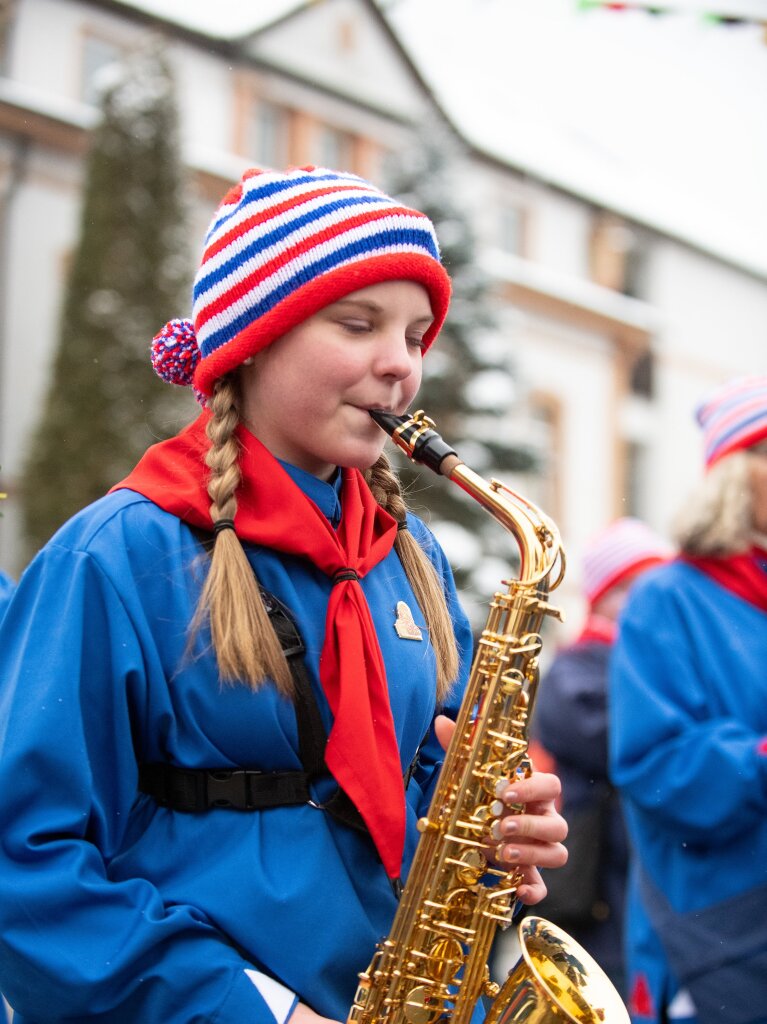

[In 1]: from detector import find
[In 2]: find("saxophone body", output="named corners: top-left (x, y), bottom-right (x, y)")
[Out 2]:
top-left (348, 411), bottom-right (630, 1024)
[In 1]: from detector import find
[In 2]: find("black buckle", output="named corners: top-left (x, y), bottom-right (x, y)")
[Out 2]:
top-left (206, 769), bottom-right (250, 809)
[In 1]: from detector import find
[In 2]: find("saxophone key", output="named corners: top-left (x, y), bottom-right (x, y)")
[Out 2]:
top-left (424, 937), bottom-right (464, 983)
top-left (402, 985), bottom-right (447, 1024)
top-left (417, 816), bottom-right (441, 834)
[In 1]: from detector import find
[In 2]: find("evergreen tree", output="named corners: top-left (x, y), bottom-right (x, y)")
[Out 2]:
top-left (385, 118), bottom-right (536, 623)
top-left (20, 39), bottom-right (194, 557)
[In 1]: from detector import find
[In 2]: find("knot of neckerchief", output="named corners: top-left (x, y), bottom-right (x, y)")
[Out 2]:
top-left (333, 568), bottom-right (359, 584)
top-left (111, 411), bottom-right (406, 879)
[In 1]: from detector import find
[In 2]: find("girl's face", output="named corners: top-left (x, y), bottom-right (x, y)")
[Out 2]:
top-left (748, 440), bottom-right (767, 534)
top-left (239, 280), bottom-right (433, 480)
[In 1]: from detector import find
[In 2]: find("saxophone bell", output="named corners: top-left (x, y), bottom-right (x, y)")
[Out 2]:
top-left (486, 916), bottom-right (628, 1023)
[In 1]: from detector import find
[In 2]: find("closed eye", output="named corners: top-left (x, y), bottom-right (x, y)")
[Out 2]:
top-left (339, 319), bottom-right (373, 334)
top-left (407, 334), bottom-right (427, 351)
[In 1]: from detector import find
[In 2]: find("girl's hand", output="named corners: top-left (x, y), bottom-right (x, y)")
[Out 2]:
top-left (289, 1002), bottom-right (342, 1024)
top-left (434, 715), bottom-right (568, 906)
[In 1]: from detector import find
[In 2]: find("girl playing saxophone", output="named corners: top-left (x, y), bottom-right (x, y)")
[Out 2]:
top-left (0, 165), bottom-right (567, 1024)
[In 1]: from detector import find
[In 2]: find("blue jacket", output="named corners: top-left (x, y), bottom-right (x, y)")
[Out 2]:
top-left (0, 570), bottom-right (14, 620)
top-left (0, 473), bottom-right (473, 1024)
top-left (610, 561), bottom-right (767, 1023)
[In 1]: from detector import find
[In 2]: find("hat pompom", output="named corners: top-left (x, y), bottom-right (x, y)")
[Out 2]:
top-left (151, 319), bottom-right (200, 385)
top-left (151, 319), bottom-right (206, 405)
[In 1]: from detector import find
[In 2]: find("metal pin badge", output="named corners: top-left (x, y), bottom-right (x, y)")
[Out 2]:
top-left (394, 601), bottom-right (423, 641)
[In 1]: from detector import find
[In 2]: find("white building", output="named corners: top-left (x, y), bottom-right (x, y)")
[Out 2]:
top-left (0, 0), bottom-right (765, 630)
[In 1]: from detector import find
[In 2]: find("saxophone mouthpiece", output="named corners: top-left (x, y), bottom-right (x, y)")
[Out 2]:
top-left (369, 410), bottom-right (459, 476)
top-left (368, 409), bottom-right (407, 435)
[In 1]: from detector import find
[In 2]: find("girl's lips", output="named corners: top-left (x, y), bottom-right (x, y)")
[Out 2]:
top-left (350, 404), bottom-right (396, 416)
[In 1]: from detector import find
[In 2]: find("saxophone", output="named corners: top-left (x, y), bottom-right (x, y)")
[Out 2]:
top-left (348, 410), bottom-right (630, 1024)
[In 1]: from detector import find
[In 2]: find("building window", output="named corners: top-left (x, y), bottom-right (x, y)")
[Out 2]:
top-left (251, 99), bottom-right (291, 170)
top-left (336, 17), bottom-right (356, 52)
top-left (622, 232), bottom-right (649, 300)
top-left (316, 125), bottom-right (353, 171)
top-left (82, 34), bottom-right (124, 105)
top-left (589, 213), bottom-right (648, 298)
top-left (625, 440), bottom-right (650, 519)
top-left (505, 389), bottom-right (562, 527)
top-left (0, 0), bottom-right (17, 76)
top-left (498, 204), bottom-right (525, 256)
top-left (629, 350), bottom-right (655, 399)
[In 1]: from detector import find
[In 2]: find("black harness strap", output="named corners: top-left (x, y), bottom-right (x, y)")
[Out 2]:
top-left (137, 763), bottom-right (312, 813)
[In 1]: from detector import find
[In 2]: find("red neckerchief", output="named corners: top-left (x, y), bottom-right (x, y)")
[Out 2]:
top-left (112, 412), bottom-right (405, 878)
top-left (573, 612), bottom-right (617, 647)
top-left (681, 546), bottom-right (767, 614)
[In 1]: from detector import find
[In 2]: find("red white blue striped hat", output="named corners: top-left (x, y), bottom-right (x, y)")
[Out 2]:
top-left (581, 517), bottom-right (672, 606)
top-left (696, 376), bottom-right (767, 468)
top-left (150, 166), bottom-right (451, 398)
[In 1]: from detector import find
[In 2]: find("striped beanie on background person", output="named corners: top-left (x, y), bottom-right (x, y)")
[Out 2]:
top-left (150, 165), bottom-right (452, 399)
top-left (581, 517), bottom-right (672, 606)
top-left (696, 376), bottom-right (767, 468)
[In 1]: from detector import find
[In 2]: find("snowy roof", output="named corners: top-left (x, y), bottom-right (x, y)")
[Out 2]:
top-left (110, 0), bottom-right (767, 278)
top-left (111, 0), bottom-right (307, 38)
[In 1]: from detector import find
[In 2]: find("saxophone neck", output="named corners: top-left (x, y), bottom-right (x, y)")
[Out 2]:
top-left (370, 409), bottom-right (565, 592)
top-left (449, 462), bottom-right (561, 586)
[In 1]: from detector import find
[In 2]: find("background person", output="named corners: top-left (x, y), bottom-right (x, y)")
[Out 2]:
top-left (610, 376), bottom-right (767, 1024)
top-left (0, 166), bottom-right (567, 1024)
top-left (0, 570), bottom-right (14, 619)
top-left (533, 517), bottom-right (672, 997)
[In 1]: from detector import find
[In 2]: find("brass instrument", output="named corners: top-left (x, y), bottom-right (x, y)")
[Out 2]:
top-left (348, 410), bottom-right (630, 1024)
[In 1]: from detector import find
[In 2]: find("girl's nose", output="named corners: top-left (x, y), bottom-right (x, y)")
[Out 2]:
top-left (374, 331), bottom-right (416, 380)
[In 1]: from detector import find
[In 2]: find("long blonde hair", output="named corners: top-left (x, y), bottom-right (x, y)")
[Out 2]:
top-left (190, 374), bottom-right (459, 703)
top-left (673, 450), bottom-right (754, 556)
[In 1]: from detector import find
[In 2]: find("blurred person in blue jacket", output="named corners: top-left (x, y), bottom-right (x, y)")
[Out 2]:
top-left (0, 570), bottom-right (14, 620)
top-left (611, 376), bottom-right (767, 1024)
top-left (0, 166), bottom-right (567, 1024)
top-left (534, 517), bottom-right (672, 997)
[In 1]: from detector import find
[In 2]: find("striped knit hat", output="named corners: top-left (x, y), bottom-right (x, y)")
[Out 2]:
top-left (581, 517), bottom-right (672, 606)
top-left (151, 165), bottom-right (452, 398)
top-left (696, 376), bottom-right (767, 468)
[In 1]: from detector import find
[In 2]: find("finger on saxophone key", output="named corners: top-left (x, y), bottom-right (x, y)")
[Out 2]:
top-left (497, 770), bottom-right (562, 807)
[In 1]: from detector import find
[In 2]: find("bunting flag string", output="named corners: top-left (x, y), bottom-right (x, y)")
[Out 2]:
top-left (575, 0), bottom-right (767, 28)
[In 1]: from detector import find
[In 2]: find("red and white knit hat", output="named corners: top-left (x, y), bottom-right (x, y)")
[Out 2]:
top-left (151, 165), bottom-right (452, 399)
top-left (581, 517), bottom-right (672, 606)
top-left (696, 376), bottom-right (767, 468)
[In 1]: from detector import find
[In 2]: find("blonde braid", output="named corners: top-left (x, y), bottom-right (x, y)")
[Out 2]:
top-left (189, 376), bottom-right (292, 695)
top-left (365, 453), bottom-right (459, 704)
